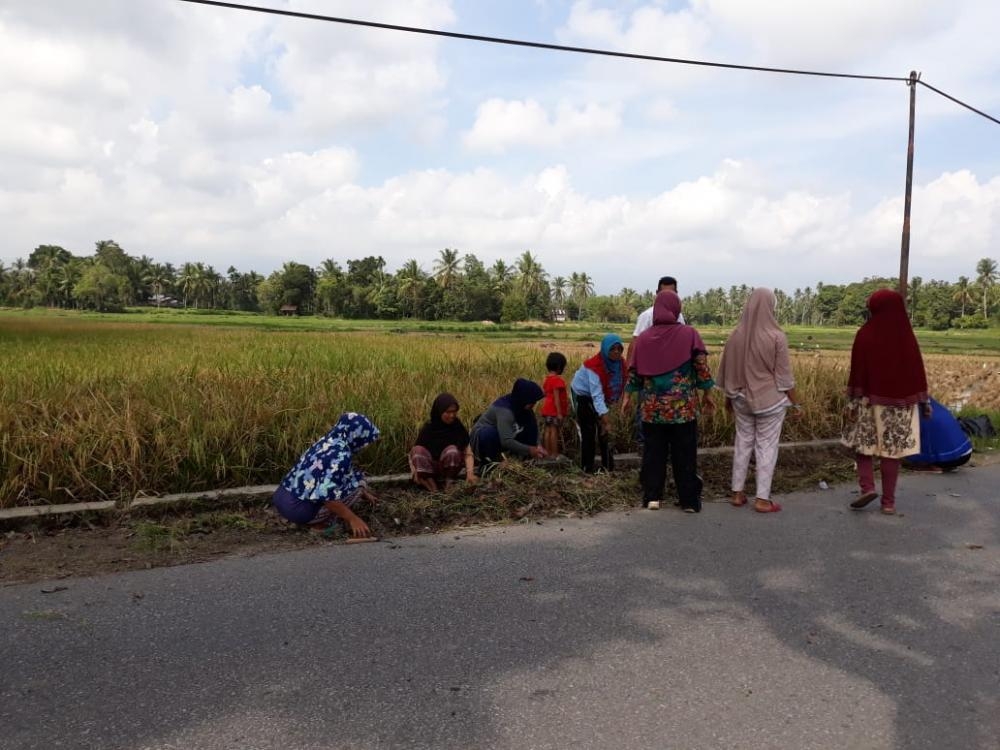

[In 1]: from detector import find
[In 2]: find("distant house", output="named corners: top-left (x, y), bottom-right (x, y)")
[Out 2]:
top-left (279, 304), bottom-right (299, 316)
top-left (552, 308), bottom-right (567, 323)
top-left (148, 294), bottom-right (181, 308)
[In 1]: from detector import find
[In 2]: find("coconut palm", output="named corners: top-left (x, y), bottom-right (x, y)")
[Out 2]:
top-left (177, 262), bottom-right (203, 308)
top-left (569, 271), bottom-right (594, 319)
top-left (319, 259), bottom-right (343, 279)
top-left (56, 262), bottom-right (83, 308)
top-left (514, 251), bottom-right (547, 297)
top-left (148, 264), bottom-right (174, 307)
top-left (551, 276), bottom-right (567, 306)
top-left (952, 275), bottom-right (973, 318)
top-left (433, 248), bottom-right (461, 289)
top-left (489, 259), bottom-right (514, 295)
top-left (975, 258), bottom-right (998, 320)
top-left (396, 259), bottom-right (427, 317)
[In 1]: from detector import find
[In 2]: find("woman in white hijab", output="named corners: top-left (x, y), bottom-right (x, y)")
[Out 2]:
top-left (716, 288), bottom-right (801, 513)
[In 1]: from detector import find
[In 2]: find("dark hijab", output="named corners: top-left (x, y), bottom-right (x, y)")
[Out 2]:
top-left (847, 289), bottom-right (928, 406)
top-left (415, 393), bottom-right (470, 459)
top-left (495, 378), bottom-right (545, 412)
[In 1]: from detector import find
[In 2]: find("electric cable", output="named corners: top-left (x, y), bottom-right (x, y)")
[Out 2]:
top-left (176, 0), bottom-right (999, 127)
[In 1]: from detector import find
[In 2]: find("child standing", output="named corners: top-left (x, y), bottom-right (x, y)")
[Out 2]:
top-left (540, 352), bottom-right (569, 456)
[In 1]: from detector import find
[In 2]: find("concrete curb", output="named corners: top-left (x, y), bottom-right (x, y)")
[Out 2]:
top-left (0, 439), bottom-right (843, 522)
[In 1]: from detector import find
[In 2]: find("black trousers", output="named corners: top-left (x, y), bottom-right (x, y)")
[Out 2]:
top-left (640, 420), bottom-right (701, 510)
top-left (576, 395), bottom-right (613, 473)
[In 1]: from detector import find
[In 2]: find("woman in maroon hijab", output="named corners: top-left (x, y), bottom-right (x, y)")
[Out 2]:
top-left (626, 290), bottom-right (716, 512)
top-left (842, 289), bottom-right (931, 514)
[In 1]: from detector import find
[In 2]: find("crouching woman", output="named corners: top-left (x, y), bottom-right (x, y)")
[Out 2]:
top-left (409, 393), bottom-right (476, 491)
top-left (470, 378), bottom-right (548, 467)
top-left (272, 412), bottom-right (380, 538)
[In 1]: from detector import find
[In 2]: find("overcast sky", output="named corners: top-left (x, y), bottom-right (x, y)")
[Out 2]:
top-left (2, 0), bottom-right (998, 294)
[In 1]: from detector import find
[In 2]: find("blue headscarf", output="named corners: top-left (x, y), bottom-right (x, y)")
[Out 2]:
top-left (600, 333), bottom-right (624, 397)
top-left (280, 413), bottom-right (380, 503)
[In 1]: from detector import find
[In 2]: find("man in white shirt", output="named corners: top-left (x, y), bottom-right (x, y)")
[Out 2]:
top-left (631, 276), bottom-right (684, 342)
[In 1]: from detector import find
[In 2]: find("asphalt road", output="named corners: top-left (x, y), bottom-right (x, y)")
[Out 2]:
top-left (2, 467), bottom-right (999, 750)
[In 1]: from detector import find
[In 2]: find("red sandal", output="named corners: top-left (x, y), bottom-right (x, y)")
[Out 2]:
top-left (754, 499), bottom-right (782, 513)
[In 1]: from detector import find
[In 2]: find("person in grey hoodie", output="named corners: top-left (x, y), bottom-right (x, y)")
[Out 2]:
top-left (470, 378), bottom-right (548, 467)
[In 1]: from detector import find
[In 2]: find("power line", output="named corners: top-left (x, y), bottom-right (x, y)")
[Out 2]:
top-left (918, 80), bottom-right (1000, 126)
top-left (177, 0), bottom-right (999, 128)
top-left (175, 0), bottom-right (905, 82)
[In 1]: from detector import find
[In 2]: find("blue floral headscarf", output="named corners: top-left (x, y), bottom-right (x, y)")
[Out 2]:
top-left (280, 413), bottom-right (380, 503)
top-left (600, 333), bottom-right (624, 397)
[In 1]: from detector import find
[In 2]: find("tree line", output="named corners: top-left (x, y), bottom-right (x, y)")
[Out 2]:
top-left (2, 241), bottom-right (998, 329)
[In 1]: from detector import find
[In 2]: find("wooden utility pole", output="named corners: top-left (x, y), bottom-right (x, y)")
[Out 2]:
top-left (899, 70), bottom-right (919, 305)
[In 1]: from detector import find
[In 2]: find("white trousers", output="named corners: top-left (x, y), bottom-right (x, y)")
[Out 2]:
top-left (731, 398), bottom-right (787, 500)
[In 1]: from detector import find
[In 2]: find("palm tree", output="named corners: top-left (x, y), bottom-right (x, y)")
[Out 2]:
top-left (569, 271), bottom-right (594, 319)
top-left (396, 259), bottom-right (426, 317)
top-left (203, 265), bottom-right (223, 308)
top-left (953, 275), bottom-right (973, 318)
top-left (148, 264), bottom-right (173, 307)
top-left (975, 258), bottom-right (998, 320)
top-left (319, 259), bottom-right (343, 279)
top-left (433, 248), bottom-right (461, 289)
top-left (489, 259), bottom-right (514, 295)
top-left (514, 251), bottom-right (547, 298)
top-left (551, 276), bottom-right (567, 307)
top-left (177, 262), bottom-right (203, 308)
top-left (55, 262), bottom-right (82, 308)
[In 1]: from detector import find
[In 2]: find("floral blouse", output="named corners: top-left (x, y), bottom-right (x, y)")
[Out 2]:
top-left (626, 356), bottom-right (715, 424)
top-left (280, 413), bottom-right (380, 503)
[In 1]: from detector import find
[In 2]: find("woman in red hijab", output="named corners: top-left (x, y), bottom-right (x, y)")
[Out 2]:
top-left (842, 289), bottom-right (930, 514)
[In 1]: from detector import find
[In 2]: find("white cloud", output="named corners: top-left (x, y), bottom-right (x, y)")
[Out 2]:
top-left (863, 171), bottom-right (1000, 268)
top-left (6, 148), bottom-right (995, 295)
top-left (0, 0), bottom-right (998, 299)
top-left (463, 98), bottom-right (620, 152)
top-left (264, 0), bottom-right (454, 132)
top-left (557, 1), bottom-right (714, 91)
top-left (694, 0), bottom-right (956, 68)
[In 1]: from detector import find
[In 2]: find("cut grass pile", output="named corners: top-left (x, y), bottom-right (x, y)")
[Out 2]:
top-left (0, 444), bottom-right (858, 584)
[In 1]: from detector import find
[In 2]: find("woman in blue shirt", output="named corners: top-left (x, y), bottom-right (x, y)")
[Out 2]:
top-left (570, 333), bottom-right (625, 473)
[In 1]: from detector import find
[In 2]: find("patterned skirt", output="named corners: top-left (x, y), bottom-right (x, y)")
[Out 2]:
top-left (841, 399), bottom-right (920, 459)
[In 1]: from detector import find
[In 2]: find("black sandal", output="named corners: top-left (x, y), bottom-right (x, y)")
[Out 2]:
top-left (850, 491), bottom-right (879, 510)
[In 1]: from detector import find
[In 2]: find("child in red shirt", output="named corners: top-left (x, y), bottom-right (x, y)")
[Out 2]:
top-left (540, 352), bottom-right (569, 456)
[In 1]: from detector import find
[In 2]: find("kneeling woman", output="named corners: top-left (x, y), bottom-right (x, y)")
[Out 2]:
top-left (272, 412), bottom-right (379, 538)
top-left (409, 393), bottom-right (476, 491)
top-left (470, 378), bottom-right (548, 466)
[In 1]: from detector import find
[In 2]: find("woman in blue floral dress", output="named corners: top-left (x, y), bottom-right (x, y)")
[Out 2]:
top-left (272, 412), bottom-right (380, 537)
